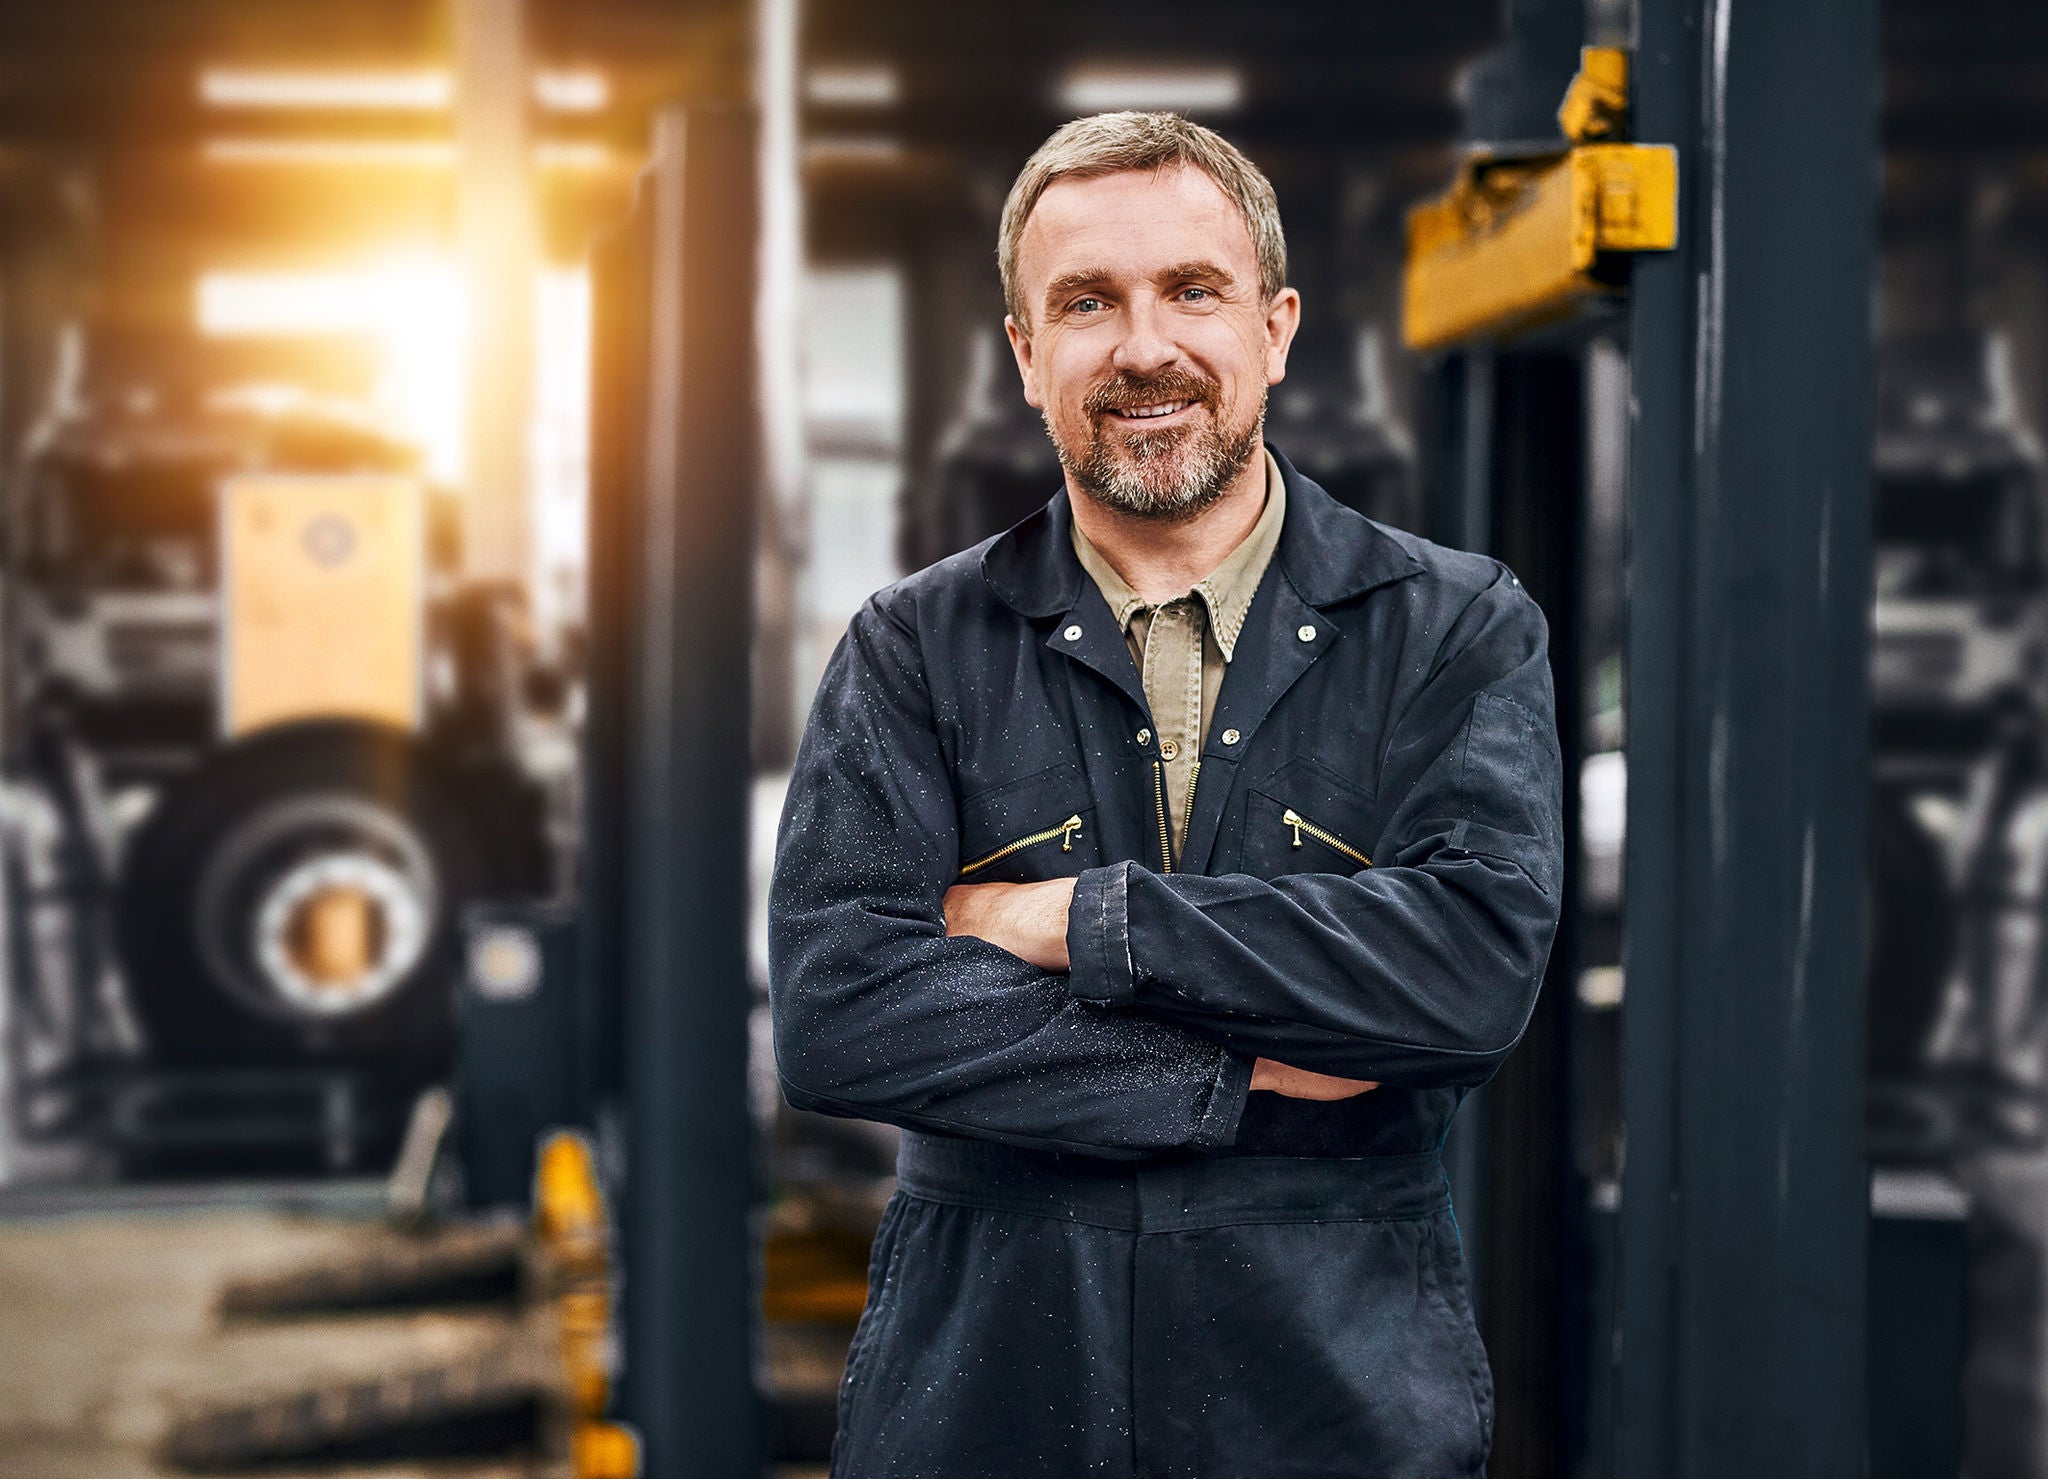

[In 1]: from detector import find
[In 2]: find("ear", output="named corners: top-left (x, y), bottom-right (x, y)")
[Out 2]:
top-left (1004, 315), bottom-right (1043, 409)
top-left (1262, 287), bottom-right (1303, 386)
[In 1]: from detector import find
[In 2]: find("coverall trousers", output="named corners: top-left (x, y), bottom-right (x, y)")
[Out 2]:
top-left (832, 1131), bottom-right (1494, 1479)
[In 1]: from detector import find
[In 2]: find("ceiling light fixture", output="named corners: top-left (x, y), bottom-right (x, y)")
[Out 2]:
top-left (198, 67), bottom-right (611, 113)
top-left (804, 64), bottom-right (899, 108)
top-left (1056, 64), bottom-right (1244, 115)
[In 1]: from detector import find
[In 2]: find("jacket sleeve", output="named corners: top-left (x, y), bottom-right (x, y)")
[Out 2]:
top-left (769, 596), bottom-right (1251, 1158)
top-left (1064, 567), bottom-right (1563, 1089)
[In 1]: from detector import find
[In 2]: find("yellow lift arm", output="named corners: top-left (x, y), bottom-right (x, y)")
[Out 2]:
top-left (1403, 47), bottom-right (1678, 352)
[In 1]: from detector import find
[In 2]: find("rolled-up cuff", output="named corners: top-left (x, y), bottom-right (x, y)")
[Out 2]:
top-left (1066, 861), bottom-right (1136, 1005)
top-left (1189, 1050), bottom-right (1253, 1148)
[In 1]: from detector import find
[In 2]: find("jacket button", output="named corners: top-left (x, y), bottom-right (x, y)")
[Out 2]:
top-left (1297, 624), bottom-right (1317, 642)
top-left (1135, 728), bottom-right (1151, 745)
top-left (1064, 624), bottom-right (1083, 641)
top-left (1221, 728), bottom-right (1240, 746)
top-left (1159, 738), bottom-right (1180, 761)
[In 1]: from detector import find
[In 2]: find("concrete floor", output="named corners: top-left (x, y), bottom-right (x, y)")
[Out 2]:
top-left (0, 1190), bottom-right (544, 1479)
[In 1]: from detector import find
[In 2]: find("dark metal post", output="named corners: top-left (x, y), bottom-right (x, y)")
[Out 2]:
top-left (1429, 344), bottom-right (1496, 1314)
top-left (617, 103), bottom-right (763, 1478)
top-left (1486, 348), bottom-right (1588, 1479)
top-left (1618, 2), bottom-right (1877, 1475)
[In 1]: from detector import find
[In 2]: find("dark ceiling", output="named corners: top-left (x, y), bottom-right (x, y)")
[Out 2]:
top-left (0, 2), bottom-right (2041, 280)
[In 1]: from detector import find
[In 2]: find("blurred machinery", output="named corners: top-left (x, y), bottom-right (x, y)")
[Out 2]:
top-left (1, 388), bottom-right (563, 1168)
top-left (1867, 333), bottom-right (2048, 1160)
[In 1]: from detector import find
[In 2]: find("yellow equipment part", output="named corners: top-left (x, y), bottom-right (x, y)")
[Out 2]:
top-left (222, 474), bottom-right (424, 737)
top-left (572, 1422), bottom-right (642, 1479)
top-left (1403, 46), bottom-right (1678, 352)
top-left (534, 1131), bottom-right (640, 1479)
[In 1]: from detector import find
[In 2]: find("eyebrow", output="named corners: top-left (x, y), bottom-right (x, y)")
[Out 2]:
top-left (1157, 260), bottom-right (1238, 290)
top-left (1040, 260), bottom-right (1240, 315)
top-left (1042, 268), bottom-right (1114, 314)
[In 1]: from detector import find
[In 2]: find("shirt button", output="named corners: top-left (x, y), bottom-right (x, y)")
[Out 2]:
top-left (1297, 624), bottom-right (1317, 642)
top-left (1063, 624), bottom-right (1083, 642)
top-left (1221, 728), bottom-right (1240, 746)
top-left (1159, 738), bottom-right (1180, 761)
top-left (1135, 728), bottom-right (1152, 746)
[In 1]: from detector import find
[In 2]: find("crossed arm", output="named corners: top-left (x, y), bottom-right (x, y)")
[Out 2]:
top-left (940, 878), bottom-right (1379, 1102)
top-left (768, 569), bottom-right (1562, 1158)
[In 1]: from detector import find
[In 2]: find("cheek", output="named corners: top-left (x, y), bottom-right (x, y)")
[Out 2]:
top-left (1189, 319), bottom-right (1269, 393)
top-left (1041, 344), bottom-right (1106, 414)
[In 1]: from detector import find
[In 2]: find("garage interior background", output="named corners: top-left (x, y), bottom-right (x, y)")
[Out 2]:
top-left (0, 0), bottom-right (2034, 1476)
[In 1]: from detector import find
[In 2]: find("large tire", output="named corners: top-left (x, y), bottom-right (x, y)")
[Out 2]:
top-left (116, 722), bottom-right (507, 1069)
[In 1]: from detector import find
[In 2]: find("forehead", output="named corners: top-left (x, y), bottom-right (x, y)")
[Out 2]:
top-left (1016, 165), bottom-right (1259, 293)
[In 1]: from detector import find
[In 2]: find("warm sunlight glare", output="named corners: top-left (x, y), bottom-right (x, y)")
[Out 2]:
top-left (195, 257), bottom-right (592, 593)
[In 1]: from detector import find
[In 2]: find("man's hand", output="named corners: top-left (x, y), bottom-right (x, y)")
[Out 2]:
top-left (1251, 1058), bottom-right (1380, 1100)
top-left (946, 882), bottom-right (1378, 1101)
top-left (943, 878), bottom-right (1078, 971)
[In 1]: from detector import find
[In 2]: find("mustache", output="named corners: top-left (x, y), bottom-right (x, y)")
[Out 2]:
top-left (1083, 369), bottom-right (1220, 418)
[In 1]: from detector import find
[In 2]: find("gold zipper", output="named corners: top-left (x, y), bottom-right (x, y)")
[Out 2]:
top-left (1282, 807), bottom-right (1372, 868)
top-left (1179, 759), bottom-right (1202, 859)
top-left (959, 814), bottom-right (1084, 876)
top-left (1152, 761), bottom-right (1174, 873)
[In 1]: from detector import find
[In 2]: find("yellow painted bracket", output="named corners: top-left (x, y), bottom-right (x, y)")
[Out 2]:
top-left (534, 1131), bottom-right (642, 1479)
top-left (1402, 47), bottom-right (1677, 352)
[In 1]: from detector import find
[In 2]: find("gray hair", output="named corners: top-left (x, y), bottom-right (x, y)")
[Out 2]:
top-left (998, 111), bottom-right (1288, 331)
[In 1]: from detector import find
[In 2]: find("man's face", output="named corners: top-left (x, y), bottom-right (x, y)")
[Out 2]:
top-left (1006, 164), bottom-right (1300, 521)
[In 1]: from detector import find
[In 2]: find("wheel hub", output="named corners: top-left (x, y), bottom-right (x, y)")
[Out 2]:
top-left (253, 851), bottom-right (430, 1014)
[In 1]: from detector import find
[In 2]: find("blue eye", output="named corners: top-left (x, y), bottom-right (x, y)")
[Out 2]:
top-left (1072, 297), bottom-right (1104, 314)
top-left (1179, 286), bottom-right (1211, 303)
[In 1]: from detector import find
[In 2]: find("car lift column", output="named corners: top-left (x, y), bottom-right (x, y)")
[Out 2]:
top-left (1618, 1), bottom-right (1876, 1474)
top-left (616, 104), bottom-right (763, 1478)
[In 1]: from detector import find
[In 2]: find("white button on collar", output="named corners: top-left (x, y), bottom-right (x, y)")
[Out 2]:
top-left (1063, 624), bottom-right (1083, 641)
top-left (1135, 728), bottom-right (1151, 746)
top-left (1297, 624), bottom-right (1317, 642)
top-left (1221, 728), bottom-right (1240, 746)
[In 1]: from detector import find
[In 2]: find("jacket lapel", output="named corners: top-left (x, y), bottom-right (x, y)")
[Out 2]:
top-left (1176, 567), bottom-right (1331, 875)
top-left (1044, 582), bottom-right (1149, 719)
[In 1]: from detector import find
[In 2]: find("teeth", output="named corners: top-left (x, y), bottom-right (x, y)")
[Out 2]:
top-left (1120, 400), bottom-right (1191, 419)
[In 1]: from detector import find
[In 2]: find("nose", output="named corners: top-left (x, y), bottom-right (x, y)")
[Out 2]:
top-left (1111, 296), bottom-right (1178, 377)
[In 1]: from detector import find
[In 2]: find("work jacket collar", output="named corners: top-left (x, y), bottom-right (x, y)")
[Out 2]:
top-left (979, 444), bottom-right (1425, 622)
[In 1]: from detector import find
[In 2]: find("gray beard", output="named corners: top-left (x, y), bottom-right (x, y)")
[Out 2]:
top-left (1049, 399), bottom-right (1266, 523)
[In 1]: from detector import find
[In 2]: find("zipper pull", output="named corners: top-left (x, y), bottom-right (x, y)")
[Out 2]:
top-left (1060, 815), bottom-right (1083, 852)
top-left (1282, 808), bottom-right (1306, 848)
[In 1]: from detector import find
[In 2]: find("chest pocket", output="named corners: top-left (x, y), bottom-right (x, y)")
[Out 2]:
top-left (1238, 754), bottom-right (1377, 879)
top-left (956, 762), bottom-right (1100, 884)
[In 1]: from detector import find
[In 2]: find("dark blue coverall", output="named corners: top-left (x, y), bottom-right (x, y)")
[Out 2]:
top-left (769, 448), bottom-right (1565, 1477)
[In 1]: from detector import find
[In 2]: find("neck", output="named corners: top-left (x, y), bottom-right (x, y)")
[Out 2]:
top-left (1066, 449), bottom-right (1269, 604)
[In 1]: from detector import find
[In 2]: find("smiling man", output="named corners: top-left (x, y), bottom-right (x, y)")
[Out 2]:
top-left (770, 112), bottom-right (1563, 1478)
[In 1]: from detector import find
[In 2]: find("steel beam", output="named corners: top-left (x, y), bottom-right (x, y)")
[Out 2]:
top-left (454, 0), bottom-right (539, 584)
top-left (1617, 2), bottom-right (1876, 1475)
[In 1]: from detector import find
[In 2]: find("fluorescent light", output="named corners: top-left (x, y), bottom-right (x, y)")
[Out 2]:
top-left (533, 141), bottom-right (616, 171)
top-left (805, 64), bottom-right (899, 108)
top-left (199, 66), bottom-right (611, 113)
top-left (202, 138), bottom-right (616, 171)
top-left (802, 137), bottom-right (906, 168)
top-left (1057, 65), bottom-right (1244, 115)
top-left (202, 138), bottom-right (457, 167)
top-left (201, 68), bottom-right (452, 110)
top-left (533, 68), bottom-right (608, 112)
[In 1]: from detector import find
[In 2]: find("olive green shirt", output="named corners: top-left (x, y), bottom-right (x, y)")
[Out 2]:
top-left (1070, 449), bottom-right (1287, 865)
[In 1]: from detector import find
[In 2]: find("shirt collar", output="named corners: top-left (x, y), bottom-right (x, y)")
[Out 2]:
top-left (978, 444), bottom-right (1427, 620)
top-left (1065, 449), bottom-right (1288, 662)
